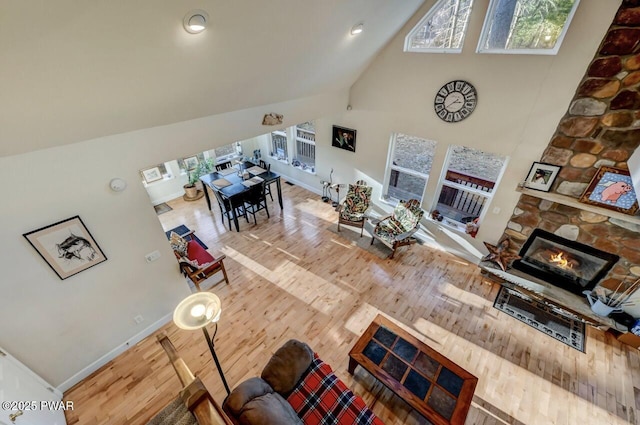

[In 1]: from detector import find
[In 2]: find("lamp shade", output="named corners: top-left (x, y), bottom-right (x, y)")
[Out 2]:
top-left (173, 292), bottom-right (222, 330)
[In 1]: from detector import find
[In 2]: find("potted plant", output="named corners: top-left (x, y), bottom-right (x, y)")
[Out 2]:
top-left (183, 158), bottom-right (214, 200)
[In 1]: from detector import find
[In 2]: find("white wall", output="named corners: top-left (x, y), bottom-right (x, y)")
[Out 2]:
top-left (333, 0), bottom-right (620, 257)
top-left (0, 91), bottom-right (347, 389)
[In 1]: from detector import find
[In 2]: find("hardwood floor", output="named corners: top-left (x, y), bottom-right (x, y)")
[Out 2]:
top-left (64, 181), bottom-right (640, 425)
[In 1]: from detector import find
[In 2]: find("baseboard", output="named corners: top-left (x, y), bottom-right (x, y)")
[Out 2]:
top-left (277, 174), bottom-right (322, 196)
top-left (152, 191), bottom-right (185, 205)
top-left (57, 312), bottom-right (173, 393)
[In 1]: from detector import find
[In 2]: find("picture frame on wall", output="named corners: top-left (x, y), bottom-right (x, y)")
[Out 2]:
top-left (523, 162), bottom-right (562, 192)
top-left (23, 215), bottom-right (107, 280)
top-left (142, 166), bottom-right (162, 183)
top-left (579, 166), bottom-right (639, 215)
top-left (332, 125), bottom-right (357, 152)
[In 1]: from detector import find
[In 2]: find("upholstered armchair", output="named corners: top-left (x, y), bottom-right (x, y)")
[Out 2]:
top-left (369, 199), bottom-right (424, 258)
top-left (169, 230), bottom-right (229, 291)
top-left (337, 180), bottom-right (372, 236)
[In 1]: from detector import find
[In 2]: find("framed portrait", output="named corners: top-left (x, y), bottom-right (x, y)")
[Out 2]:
top-left (183, 156), bottom-right (199, 170)
top-left (332, 126), bottom-right (357, 152)
top-left (23, 216), bottom-right (107, 280)
top-left (523, 162), bottom-right (561, 192)
top-left (142, 167), bottom-right (162, 183)
top-left (579, 166), bottom-right (639, 215)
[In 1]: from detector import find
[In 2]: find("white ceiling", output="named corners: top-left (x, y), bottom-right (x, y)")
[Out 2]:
top-left (0, 0), bottom-right (424, 157)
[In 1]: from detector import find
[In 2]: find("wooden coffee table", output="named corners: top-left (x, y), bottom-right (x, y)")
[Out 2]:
top-left (349, 315), bottom-right (477, 425)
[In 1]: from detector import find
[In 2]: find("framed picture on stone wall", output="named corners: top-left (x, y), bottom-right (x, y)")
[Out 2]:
top-left (524, 162), bottom-right (561, 192)
top-left (579, 166), bottom-right (639, 215)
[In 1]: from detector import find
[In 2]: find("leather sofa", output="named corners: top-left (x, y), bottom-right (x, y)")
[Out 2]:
top-left (222, 339), bottom-right (383, 425)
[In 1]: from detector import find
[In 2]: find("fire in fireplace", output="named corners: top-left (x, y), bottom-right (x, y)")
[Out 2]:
top-left (512, 229), bottom-right (619, 295)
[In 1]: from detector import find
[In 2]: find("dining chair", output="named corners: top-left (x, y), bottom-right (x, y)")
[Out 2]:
top-left (243, 182), bottom-right (270, 224)
top-left (258, 160), bottom-right (273, 201)
top-left (213, 189), bottom-right (246, 230)
top-left (215, 161), bottom-right (232, 171)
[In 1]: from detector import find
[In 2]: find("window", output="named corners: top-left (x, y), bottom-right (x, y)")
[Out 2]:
top-left (434, 145), bottom-right (507, 229)
top-left (270, 131), bottom-right (288, 162)
top-left (477, 0), bottom-right (580, 54)
top-left (214, 142), bottom-right (240, 161)
top-left (293, 121), bottom-right (315, 172)
top-left (384, 133), bottom-right (437, 203)
top-left (405, 0), bottom-right (474, 53)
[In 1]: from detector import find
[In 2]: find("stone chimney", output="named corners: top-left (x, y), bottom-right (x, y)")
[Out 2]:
top-left (502, 0), bottom-right (640, 290)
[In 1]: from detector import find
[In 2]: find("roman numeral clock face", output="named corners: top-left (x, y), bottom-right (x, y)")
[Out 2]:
top-left (434, 80), bottom-right (477, 123)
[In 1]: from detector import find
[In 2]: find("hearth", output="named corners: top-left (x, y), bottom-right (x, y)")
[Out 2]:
top-left (511, 229), bottom-right (619, 295)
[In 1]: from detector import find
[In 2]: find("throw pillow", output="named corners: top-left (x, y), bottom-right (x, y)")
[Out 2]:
top-left (169, 232), bottom-right (188, 256)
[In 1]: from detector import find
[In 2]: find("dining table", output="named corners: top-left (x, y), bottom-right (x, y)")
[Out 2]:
top-left (200, 161), bottom-right (283, 231)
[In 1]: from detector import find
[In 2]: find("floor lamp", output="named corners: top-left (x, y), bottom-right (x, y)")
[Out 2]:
top-left (173, 292), bottom-right (231, 395)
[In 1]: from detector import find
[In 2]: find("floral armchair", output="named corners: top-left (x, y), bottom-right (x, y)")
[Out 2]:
top-left (337, 180), bottom-right (372, 236)
top-left (370, 199), bottom-right (424, 258)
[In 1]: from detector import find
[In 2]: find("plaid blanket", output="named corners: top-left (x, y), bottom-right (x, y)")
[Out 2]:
top-left (287, 355), bottom-right (384, 425)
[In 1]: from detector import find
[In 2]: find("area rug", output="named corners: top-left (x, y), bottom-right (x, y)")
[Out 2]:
top-left (493, 286), bottom-right (586, 353)
top-left (145, 397), bottom-right (197, 425)
top-left (154, 202), bottom-right (173, 215)
top-left (326, 223), bottom-right (393, 259)
top-left (165, 225), bottom-right (208, 249)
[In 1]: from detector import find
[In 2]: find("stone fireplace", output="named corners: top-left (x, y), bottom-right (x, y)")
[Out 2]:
top-left (501, 1), bottom-right (640, 304)
top-left (511, 229), bottom-right (619, 295)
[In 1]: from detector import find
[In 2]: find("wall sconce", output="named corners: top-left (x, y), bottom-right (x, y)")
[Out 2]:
top-left (350, 23), bottom-right (364, 35)
top-left (184, 10), bottom-right (209, 34)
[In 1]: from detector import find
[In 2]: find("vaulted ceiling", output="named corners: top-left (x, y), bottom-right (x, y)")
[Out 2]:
top-left (0, 0), bottom-right (425, 157)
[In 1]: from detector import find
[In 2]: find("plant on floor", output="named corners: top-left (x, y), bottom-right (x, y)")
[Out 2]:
top-left (184, 158), bottom-right (215, 199)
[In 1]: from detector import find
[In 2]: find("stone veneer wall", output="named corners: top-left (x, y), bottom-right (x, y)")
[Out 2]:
top-left (503, 0), bottom-right (640, 289)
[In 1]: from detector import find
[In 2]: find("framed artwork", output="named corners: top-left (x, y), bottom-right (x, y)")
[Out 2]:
top-left (23, 216), bottom-right (107, 280)
top-left (142, 167), bottom-right (162, 183)
top-left (183, 156), bottom-right (199, 170)
top-left (579, 166), bottom-right (639, 215)
top-left (332, 126), bottom-right (357, 152)
top-left (523, 162), bottom-right (561, 192)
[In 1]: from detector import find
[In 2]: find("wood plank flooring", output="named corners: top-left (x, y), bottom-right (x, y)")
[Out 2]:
top-left (64, 181), bottom-right (640, 425)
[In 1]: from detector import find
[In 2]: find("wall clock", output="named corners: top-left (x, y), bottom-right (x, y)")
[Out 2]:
top-left (434, 80), bottom-right (477, 123)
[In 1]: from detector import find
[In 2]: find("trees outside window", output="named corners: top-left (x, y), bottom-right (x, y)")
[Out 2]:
top-left (477, 0), bottom-right (580, 54)
top-left (384, 133), bottom-right (437, 203)
top-left (405, 0), bottom-right (475, 53)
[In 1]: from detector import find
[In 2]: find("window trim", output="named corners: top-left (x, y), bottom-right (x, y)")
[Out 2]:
top-left (404, 0), bottom-right (474, 54)
top-left (432, 145), bottom-right (508, 233)
top-left (383, 133), bottom-right (433, 204)
top-left (476, 0), bottom-right (581, 55)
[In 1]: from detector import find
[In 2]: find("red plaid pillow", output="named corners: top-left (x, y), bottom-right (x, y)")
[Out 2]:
top-left (287, 355), bottom-right (384, 425)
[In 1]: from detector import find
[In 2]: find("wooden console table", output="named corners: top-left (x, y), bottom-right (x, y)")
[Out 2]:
top-left (479, 264), bottom-right (626, 331)
top-left (348, 315), bottom-right (477, 425)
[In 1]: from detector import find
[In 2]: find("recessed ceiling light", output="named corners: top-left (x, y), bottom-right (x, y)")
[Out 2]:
top-left (184, 10), bottom-right (209, 34)
top-left (351, 23), bottom-right (364, 35)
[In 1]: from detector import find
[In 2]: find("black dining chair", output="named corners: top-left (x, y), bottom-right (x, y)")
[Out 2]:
top-left (215, 161), bottom-right (232, 171)
top-left (258, 160), bottom-right (273, 201)
top-left (243, 182), bottom-right (270, 225)
top-left (213, 190), bottom-right (246, 230)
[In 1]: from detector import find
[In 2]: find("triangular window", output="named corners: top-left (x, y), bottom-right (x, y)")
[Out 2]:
top-left (404, 0), bottom-right (475, 53)
top-left (477, 0), bottom-right (580, 55)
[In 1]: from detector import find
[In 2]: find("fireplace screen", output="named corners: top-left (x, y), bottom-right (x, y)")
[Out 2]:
top-left (512, 229), bottom-right (619, 295)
